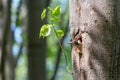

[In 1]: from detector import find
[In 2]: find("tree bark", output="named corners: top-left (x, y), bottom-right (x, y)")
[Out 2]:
top-left (26, 0), bottom-right (49, 80)
top-left (69, 0), bottom-right (120, 80)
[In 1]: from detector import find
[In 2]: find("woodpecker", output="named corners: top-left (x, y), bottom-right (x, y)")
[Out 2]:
top-left (69, 28), bottom-right (82, 53)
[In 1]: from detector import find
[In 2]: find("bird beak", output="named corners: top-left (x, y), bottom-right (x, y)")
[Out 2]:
top-left (68, 41), bottom-right (73, 44)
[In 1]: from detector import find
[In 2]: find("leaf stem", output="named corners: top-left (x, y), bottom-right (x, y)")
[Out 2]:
top-left (51, 23), bottom-right (72, 74)
top-left (52, 23), bottom-right (68, 67)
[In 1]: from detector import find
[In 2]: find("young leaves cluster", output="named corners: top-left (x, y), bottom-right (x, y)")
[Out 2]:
top-left (40, 5), bottom-right (64, 38)
top-left (40, 6), bottom-right (72, 74)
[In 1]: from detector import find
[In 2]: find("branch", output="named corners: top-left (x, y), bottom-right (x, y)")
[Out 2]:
top-left (13, 0), bottom-right (23, 68)
top-left (14, 42), bottom-right (23, 68)
top-left (16, 0), bottom-right (22, 26)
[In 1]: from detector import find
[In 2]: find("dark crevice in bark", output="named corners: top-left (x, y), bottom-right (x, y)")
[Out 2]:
top-left (79, 69), bottom-right (87, 80)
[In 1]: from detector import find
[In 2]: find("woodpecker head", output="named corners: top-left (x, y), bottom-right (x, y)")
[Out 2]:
top-left (68, 28), bottom-right (83, 51)
top-left (73, 39), bottom-right (81, 45)
top-left (68, 38), bottom-right (82, 46)
top-left (69, 28), bottom-right (82, 45)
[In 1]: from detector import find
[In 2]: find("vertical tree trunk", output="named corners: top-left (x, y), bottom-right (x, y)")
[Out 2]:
top-left (0, 0), bottom-right (3, 61)
top-left (0, 0), bottom-right (11, 80)
top-left (5, 30), bottom-right (14, 80)
top-left (26, 0), bottom-right (49, 80)
top-left (0, 0), bottom-right (3, 79)
top-left (69, 0), bottom-right (120, 80)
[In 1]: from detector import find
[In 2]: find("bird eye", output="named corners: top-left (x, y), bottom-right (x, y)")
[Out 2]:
top-left (77, 40), bottom-right (81, 44)
top-left (73, 40), bottom-right (81, 45)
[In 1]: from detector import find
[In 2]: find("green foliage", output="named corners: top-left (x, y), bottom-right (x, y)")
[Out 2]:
top-left (39, 24), bottom-right (52, 38)
top-left (50, 17), bottom-right (60, 22)
top-left (40, 5), bottom-right (72, 78)
top-left (41, 9), bottom-right (46, 20)
top-left (40, 5), bottom-right (64, 38)
top-left (56, 30), bottom-right (64, 38)
top-left (51, 5), bottom-right (61, 16)
top-left (44, 0), bottom-right (71, 79)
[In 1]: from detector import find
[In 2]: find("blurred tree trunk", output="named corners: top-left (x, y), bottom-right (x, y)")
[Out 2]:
top-left (0, 0), bottom-right (3, 61)
top-left (0, 0), bottom-right (3, 79)
top-left (0, 0), bottom-right (12, 80)
top-left (5, 1), bottom-right (14, 79)
top-left (26, 0), bottom-right (49, 80)
top-left (5, 28), bottom-right (14, 80)
top-left (69, 0), bottom-right (120, 80)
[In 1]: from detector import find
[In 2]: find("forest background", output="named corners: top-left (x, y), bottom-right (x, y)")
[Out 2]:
top-left (0, 0), bottom-right (71, 80)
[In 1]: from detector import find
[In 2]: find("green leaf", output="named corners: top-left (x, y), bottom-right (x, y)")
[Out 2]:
top-left (41, 9), bottom-right (46, 20)
top-left (39, 24), bottom-right (52, 37)
top-left (47, 7), bottom-right (52, 11)
top-left (50, 17), bottom-right (61, 22)
top-left (56, 30), bottom-right (64, 38)
top-left (50, 17), bottom-right (56, 21)
top-left (52, 5), bottom-right (61, 16)
top-left (66, 66), bottom-right (72, 74)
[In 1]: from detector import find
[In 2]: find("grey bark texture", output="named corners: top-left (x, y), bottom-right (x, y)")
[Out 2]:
top-left (69, 0), bottom-right (120, 80)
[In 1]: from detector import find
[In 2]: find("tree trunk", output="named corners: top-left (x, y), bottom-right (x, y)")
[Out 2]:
top-left (69, 0), bottom-right (120, 80)
top-left (0, 0), bottom-right (11, 80)
top-left (0, 0), bottom-right (3, 79)
top-left (26, 0), bottom-right (49, 80)
top-left (5, 30), bottom-right (14, 80)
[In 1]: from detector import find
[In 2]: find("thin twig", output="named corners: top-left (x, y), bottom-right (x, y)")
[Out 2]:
top-left (14, 42), bottom-right (23, 68)
top-left (16, 0), bottom-right (22, 26)
top-left (52, 25), bottom-right (68, 66)
top-left (13, 0), bottom-right (23, 68)
top-left (51, 20), bottom-right (70, 80)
